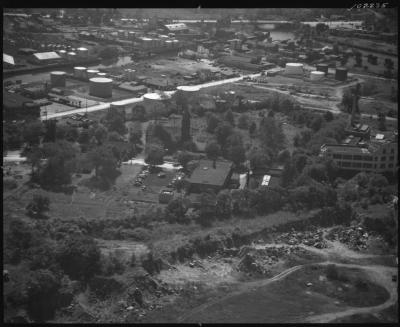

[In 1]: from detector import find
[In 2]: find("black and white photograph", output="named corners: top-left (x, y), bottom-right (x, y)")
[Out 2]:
top-left (2, 5), bottom-right (398, 324)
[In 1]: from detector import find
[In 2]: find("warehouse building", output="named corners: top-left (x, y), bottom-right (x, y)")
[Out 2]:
top-left (29, 51), bottom-right (63, 65)
top-left (164, 23), bottom-right (189, 34)
top-left (186, 159), bottom-right (234, 194)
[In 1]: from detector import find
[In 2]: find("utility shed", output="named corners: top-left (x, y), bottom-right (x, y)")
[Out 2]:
top-left (3, 53), bottom-right (15, 66)
top-left (186, 159), bottom-right (233, 193)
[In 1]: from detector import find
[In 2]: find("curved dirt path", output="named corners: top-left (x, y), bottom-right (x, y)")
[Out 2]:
top-left (178, 229), bottom-right (397, 323)
top-left (306, 262), bottom-right (397, 323)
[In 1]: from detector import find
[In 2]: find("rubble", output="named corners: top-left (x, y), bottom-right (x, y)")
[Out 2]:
top-left (275, 228), bottom-right (328, 249)
top-left (326, 224), bottom-right (373, 251)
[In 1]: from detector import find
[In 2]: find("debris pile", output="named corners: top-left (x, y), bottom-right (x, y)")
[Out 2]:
top-left (326, 225), bottom-right (372, 251)
top-left (275, 228), bottom-right (327, 249)
top-left (237, 245), bottom-right (307, 276)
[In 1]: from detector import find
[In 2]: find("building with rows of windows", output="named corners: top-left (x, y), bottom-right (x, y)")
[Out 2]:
top-left (320, 132), bottom-right (398, 174)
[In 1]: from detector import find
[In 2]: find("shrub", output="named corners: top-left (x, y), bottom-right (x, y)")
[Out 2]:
top-left (56, 235), bottom-right (101, 281)
top-left (26, 194), bottom-right (50, 219)
top-left (326, 264), bottom-right (338, 280)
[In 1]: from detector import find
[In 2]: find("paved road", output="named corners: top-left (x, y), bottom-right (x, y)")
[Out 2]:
top-left (41, 73), bottom-right (262, 121)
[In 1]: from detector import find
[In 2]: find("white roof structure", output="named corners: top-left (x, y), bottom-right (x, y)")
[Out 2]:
top-left (3, 53), bottom-right (15, 65)
top-left (261, 175), bottom-right (271, 186)
top-left (32, 52), bottom-right (61, 60)
top-left (165, 23), bottom-right (188, 31)
top-left (177, 85), bottom-right (200, 92)
top-left (143, 93), bottom-right (162, 100)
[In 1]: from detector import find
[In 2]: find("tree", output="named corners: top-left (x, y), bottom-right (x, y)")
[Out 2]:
top-left (23, 121), bottom-right (44, 146)
top-left (215, 122), bottom-right (234, 149)
top-left (78, 129), bottom-right (90, 145)
top-left (206, 114), bottom-right (221, 133)
top-left (56, 124), bottom-right (79, 142)
top-left (43, 120), bottom-right (57, 143)
top-left (151, 124), bottom-right (175, 153)
top-left (205, 141), bottom-right (221, 160)
top-left (249, 121), bottom-right (257, 137)
top-left (176, 151), bottom-right (192, 170)
top-left (341, 89), bottom-right (353, 113)
top-left (108, 131), bottom-right (123, 142)
top-left (292, 152), bottom-right (309, 174)
top-left (326, 264), bottom-right (338, 280)
top-left (99, 45), bottom-right (119, 59)
top-left (216, 190), bottom-right (232, 219)
top-left (26, 194), bottom-right (50, 219)
top-left (238, 113), bottom-right (250, 129)
top-left (93, 124), bottom-right (108, 145)
top-left (248, 149), bottom-right (271, 172)
top-left (56, 235), bottom-right (101, 281)
top-left (310, 115), bottom-right (324, 132)
top-left (26, 269), bottom-right (61, 322)
top-left (181, 108), bottom-right (191, 143)
top-left (258, 117), bottom-right (285, 153)
top-left (277, 149), bottom-right (291, 164)
top-left (131, 105), bottom-right (146, 121)
top-left (198, 190), bottom-right (216, 226)
top-left (324, 111), bottom-right (334, 122)
top-left (224, 109), bottom-right (235, 126)
top-left (42, 140), bottom-right (78, 162)
top-left (38, 156), bottom-right (72, 188)
top-left (129, 123), bottom-right (143, 146)
top-left (105, 110), bottom-right (126, 135)
top-left (145, 143), bottom-right (165, 165)
top-left (355, 52), bottom-right (362, 67)
top-left (377, 112), bottom-right (386, 131)
top-left (24, 145), bottom-right (43, 175)
top-left (281, 161), bottom-right (297, 187)
top-left (88, 145), bottom-right (119, 181)
top-left (228, 144), bottom-right (246, 166)
top-left (165, 198), bottom-right (188, 224)
top-left (315, 23), bottom-right (328, 34)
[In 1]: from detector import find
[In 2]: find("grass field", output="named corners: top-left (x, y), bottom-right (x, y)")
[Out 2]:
top-left (182, 264), bottom-right (389, 323)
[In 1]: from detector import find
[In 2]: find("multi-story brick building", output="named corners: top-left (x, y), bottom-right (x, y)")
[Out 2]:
top-left (320, 132), bottom-right (398, 174)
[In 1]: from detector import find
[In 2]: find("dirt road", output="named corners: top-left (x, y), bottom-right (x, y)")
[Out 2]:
top-left (177, 229), bottom-right (398, 323)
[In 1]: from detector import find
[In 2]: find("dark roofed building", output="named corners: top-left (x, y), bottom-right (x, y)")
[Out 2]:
top-left (186, 159), bottom-right (234, 193)
top-left (144, 77), bottom-right (175, 91)
top-left (3, 90), bottom-right (41, 120)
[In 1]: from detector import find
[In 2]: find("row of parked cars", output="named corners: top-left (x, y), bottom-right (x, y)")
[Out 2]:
top-left (134, 166), bottom-right (150, 188)
top-left (166, 171), bottom-right (185, 189)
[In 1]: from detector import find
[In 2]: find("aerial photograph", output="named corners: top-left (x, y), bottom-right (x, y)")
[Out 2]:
top-left (2, 7), bottom-right (398, 324)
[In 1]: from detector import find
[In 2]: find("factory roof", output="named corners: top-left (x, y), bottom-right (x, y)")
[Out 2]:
top-left (164, 23), bottom-right (188, 31)
top-left (323, 144), bottom-right (371, 154)
top-left (3, 53), bottom-right (15, 65)
top-left (32, 51), bottom-right (61, 60)
top-left (187, 159), bottom-right (233, 187)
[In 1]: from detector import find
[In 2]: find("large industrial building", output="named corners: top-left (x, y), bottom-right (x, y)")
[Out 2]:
top-left (320, 132), bottom-right (398, 174)
top-left (29, 51), bottom-right (63, 65)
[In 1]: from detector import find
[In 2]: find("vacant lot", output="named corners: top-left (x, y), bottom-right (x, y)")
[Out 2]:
top-left (182, 264), bottom-right (389, 323)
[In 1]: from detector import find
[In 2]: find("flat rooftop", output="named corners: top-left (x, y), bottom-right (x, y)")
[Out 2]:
top-left (324, 144), bottom-right (370, 154)
top-left (187, 159), bottom-right (233, 187)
